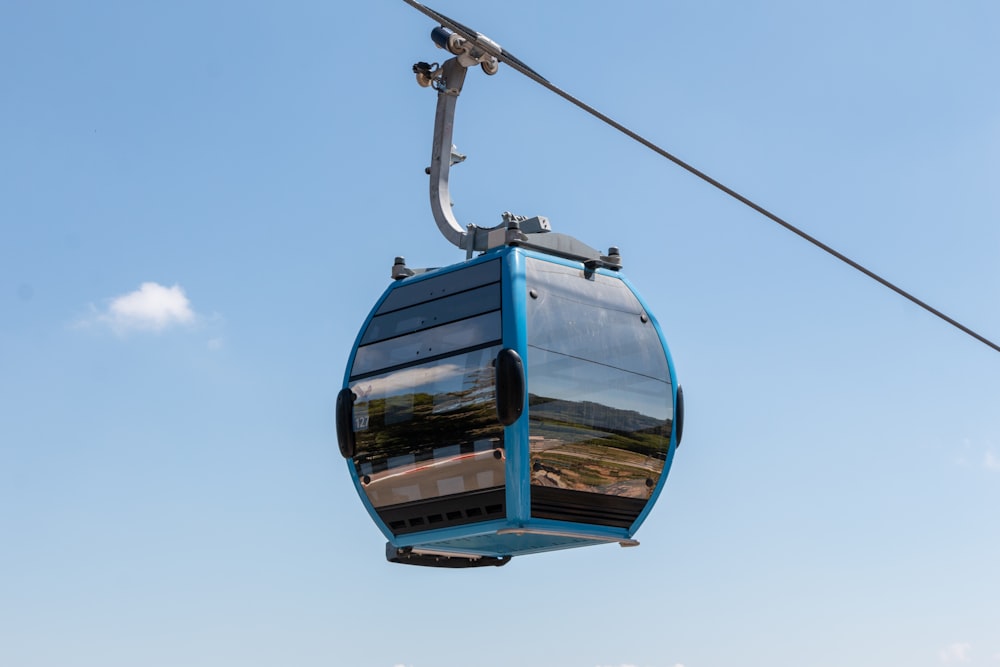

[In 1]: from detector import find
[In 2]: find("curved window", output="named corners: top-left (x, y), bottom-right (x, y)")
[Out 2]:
top-left (347, 260), bottom-right (506, 534)
top-left (350, 347), bottom-right (504, 509)
top-left (525, 258), bottom-right (672, 527)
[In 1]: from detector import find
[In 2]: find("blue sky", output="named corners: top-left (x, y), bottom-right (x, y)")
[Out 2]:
top-left (2, 1), bottom-right (998, 666)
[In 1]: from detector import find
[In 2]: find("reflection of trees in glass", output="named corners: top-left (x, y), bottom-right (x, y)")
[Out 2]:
top-left (354, 365), bottom-right (500, 467)
top-left (529, 393), bottom-right (670, 498)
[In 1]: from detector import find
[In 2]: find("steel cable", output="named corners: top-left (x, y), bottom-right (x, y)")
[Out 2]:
top-left (402, 0), bottom-right (1000, 354)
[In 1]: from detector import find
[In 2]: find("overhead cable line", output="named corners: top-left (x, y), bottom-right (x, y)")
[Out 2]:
top-left (401, 0), bottom-right (1000, 355)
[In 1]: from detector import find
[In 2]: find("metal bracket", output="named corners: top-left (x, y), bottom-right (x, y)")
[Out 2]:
top-left (421, 55), bottom-right (490, 253)
top-left (412, 25), bottom-right (623, 269)
top-left (391, 256), bottom-right (438, 281)
top-left (415, 25), bottom-right (544, 256)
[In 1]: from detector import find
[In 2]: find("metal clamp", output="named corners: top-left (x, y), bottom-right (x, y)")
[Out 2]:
top-left (411, 24), bottom-right (622, 268)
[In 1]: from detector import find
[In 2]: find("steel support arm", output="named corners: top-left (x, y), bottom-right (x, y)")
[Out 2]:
top-left (428, 58), bottom-right (470, 250)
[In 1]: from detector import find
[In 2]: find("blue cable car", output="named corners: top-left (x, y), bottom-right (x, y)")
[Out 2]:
top-left (336, 24), bottom-right (683, 567)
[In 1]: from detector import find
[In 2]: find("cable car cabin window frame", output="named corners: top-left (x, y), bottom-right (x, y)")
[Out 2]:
top-left (524, 257), bottom-right (673, 529)
top-left (347, 259), bottom-right (506, 535)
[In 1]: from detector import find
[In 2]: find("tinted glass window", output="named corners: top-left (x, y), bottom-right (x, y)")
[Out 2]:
top-left (351, 311), bottom-right (501, 378)
top-left (377, 260), bottom-right (500, 312)
top-left (347, 260), bottom-right (506, 513)
top-left (350, 347), bottom-right (504, 509)
top-left (360, 284), bottom-right (500, 345)
top-left (350, 260), bottom-right (502, 380)
top-left (526, 258), bottom-right (672, 501)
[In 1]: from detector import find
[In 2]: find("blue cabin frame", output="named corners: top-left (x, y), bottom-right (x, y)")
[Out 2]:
top-left (338, 246), bottom-right (681, 566)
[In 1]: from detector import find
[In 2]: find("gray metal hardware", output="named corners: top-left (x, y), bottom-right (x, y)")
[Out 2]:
top-left (408, 25), bottom-right (622, 272)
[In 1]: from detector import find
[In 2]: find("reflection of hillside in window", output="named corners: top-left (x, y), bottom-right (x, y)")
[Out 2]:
top-left (529, 394), bottom-right (669, 458)
top-left (525, 258), bottom-right (672, 499)
top-left (431, 352), bottom-right (494, 415)
top-left (350, 347), bottom-right (502, 465)
top-left (384, 393), bottom-right (413, 425)
top-left (431, 362), bottom-right (466, 414)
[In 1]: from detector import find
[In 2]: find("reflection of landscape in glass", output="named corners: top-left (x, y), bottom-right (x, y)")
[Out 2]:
top-left (529, 393), bottom-right (670, 499)
top-left (350, 348), bottom-right (504, 507)
top-left (525, 257), bottom-right (672, 500)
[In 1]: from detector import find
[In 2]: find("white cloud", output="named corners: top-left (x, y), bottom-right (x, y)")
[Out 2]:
top-left (985, 450), bottom-right (1000, 471)
top-left (940, 642), bottom-right (972, 663)
top-left (82, 282), bottom-right (197, 334)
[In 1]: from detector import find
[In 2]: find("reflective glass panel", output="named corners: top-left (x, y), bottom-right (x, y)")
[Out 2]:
top-left (377, 260), bottom-right (500, 312)
top-left (350, 346), bottom-right (504, 509)
top-left (526, 258), bottom-right (672, 501)
top-left (351, 311), bottom-right (501, 378)
top-left (350, 260), bottom-right (502, 380)
top-left (360, 284), bottom-right (501, 345)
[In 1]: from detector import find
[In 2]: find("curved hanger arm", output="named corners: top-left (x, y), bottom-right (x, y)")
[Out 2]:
top-left (428, 58), bottom-right (470, 250)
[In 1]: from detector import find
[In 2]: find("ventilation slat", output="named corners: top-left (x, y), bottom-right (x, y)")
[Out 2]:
top-left (378, 488), bottom-right (506, 535)
top-left (531, 487), bottom-right (647, 528)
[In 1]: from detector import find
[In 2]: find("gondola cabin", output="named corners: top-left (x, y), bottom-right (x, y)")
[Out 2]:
top-left (337, 20), bottom-right (683, 566)
top-left (337, 246), bottom-right (683, 566)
